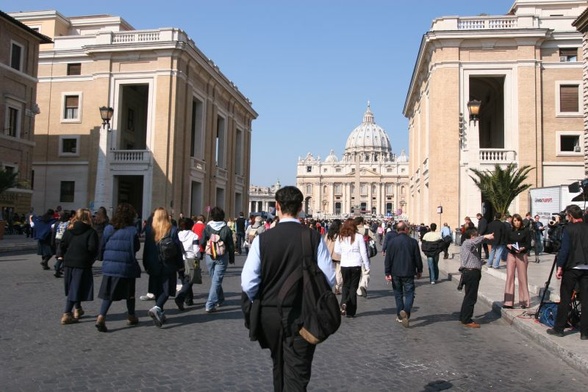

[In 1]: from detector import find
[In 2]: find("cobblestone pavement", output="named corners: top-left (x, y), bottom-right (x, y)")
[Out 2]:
top-left (1, 249), bottom-right (587, 392)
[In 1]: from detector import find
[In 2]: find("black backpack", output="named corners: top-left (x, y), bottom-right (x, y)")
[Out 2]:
top-left (278, 229), bottom-right (341, 345)
top-left (157, 232), bottom-right (183, 270)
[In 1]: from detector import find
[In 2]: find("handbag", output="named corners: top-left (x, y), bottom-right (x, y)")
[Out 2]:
top-left (190, 258), bottom-right (203, 284)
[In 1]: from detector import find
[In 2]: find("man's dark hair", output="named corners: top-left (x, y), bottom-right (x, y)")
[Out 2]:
top-left (354, 216), bottom-right (364, 225)
top-left (430, 223), bottom-right (437, 231)
top-left (210, 206), bottom-right (225, 222)
top-left (494, 212), bottom-right (502, 220)
top-left (178, 217), bottom-right (194, 231)
top-left (463, 227), bottom-right (478, 240)
top-left (275, 186), bottom-right (303, 216)
top-left (566, 204), bottom-right (583, 219)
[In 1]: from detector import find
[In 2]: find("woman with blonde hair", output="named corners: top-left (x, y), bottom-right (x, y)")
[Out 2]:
top-left (334, 218), bottom-right (370, 318)
top-left (95, 203), bottom-right (141, 332)
top-left (57, 208), bottom-right (99, 324)
top-left (143, 207), bottom-right (183, 327)
top-left (503, 213), bottom-right (532, 309)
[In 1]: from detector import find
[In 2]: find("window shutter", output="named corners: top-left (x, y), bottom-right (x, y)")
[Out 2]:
top-left (560, 85), bottom-right (579, 112)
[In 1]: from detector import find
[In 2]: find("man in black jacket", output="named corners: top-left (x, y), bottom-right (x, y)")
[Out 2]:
top-left (384, 221), bottom-right (423, 328)
top-left (235, 212), bottom-right (246, 255)
top-left (476, 213), bottom-right (489, 259)
top-left (546, 204), bottom-right (588, 340)
top-left (241, 186), bottom-right (335, 391)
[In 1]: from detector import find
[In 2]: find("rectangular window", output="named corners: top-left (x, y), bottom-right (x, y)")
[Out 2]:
top-left (10, 42), bottom-right (23, 71)
top-left (560, 85), bottom-right (579, 113)
top-left (235, 128), bottom-right (243, 175)
top-left (556, 132), bottom-right (582, 156)
top-left (60, 181), bottom-right (75, 203)
top-left (4, 165), bottom-right (15, 175)
top-left (6, 107), bottom-right (19, 137)
top-left (190, 98), bottom-right (204, 158)
top-left (64, 95), bottom-right (79, 120)
top-left (67, 63), bottom-right (81, 75)
top-left (59, 136), bottom-right (79, 155)
top-left (215, 115), bottom-right (226, 168)
top-left (559, 48), bottom-right (577, 62)
top-left (306, 166), bottom-right (312, 172)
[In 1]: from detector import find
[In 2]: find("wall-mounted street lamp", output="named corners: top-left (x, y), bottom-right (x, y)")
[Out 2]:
top-left (467, 99), bottom-right (481, 124)
top-left (99, 106), bottom-right (114, 130)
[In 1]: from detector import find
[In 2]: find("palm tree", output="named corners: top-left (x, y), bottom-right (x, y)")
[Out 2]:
top-left (469, 163), bottom-right (534, 216)
top-left (0, 170), bottom-right (18, 196)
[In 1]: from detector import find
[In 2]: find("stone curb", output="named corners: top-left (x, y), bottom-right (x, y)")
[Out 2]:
top-left (443, 266), bottom-right (588, 374)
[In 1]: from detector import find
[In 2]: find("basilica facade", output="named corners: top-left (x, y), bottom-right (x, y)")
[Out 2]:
top-left (296, 104), bottom-right (409, 219)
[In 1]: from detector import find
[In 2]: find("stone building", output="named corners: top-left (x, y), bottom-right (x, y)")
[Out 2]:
top-left (0, 11), bottom-right (51, 220)
top-left (573, 6), bottom-right (588, 179)
top-left (296, 104), bottom-right (409, 219)
top-left (403, 0), bottom-right (587, 227)
top-left (10, 10), bottom-right (257, 220)
top-left (248, 180), bottom-right (280, 216)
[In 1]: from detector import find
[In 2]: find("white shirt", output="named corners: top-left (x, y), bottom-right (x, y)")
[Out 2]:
top-left (334, 233), bottom-right (370, 270)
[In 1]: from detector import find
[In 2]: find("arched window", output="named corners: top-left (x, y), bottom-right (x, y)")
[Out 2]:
top-left (306, 184), bottom-right (312, 195)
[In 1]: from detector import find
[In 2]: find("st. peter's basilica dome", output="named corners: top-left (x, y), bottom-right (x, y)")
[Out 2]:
top-left (343, 103), bottom-right (393, 162)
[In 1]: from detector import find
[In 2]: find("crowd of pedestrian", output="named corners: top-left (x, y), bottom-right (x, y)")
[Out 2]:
top-left (11, 188), bottom-right (587, 390)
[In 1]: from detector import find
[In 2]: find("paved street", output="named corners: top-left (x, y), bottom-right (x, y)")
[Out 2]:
top-left (1, 248), bottom-right (588, 392)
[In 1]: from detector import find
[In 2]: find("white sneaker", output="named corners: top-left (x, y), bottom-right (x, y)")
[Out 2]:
top-left (140, 293), bottom-right (155, 301)
top-left (148, 306), bottom-right (163, 328)
top-left (431, 281), bottom-right (436, 285)
top-left (396, 317), bottom-right (403, 323)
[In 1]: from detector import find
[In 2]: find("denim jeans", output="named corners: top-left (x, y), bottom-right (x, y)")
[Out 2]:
top-left (205, 254), bottom-right (228, 310)
top-left (391, 276), bottom-right (415, 317)
top-left (487, 245), bottom-right (505, 268)
top-left (427, 255), bottom-right (439, 283)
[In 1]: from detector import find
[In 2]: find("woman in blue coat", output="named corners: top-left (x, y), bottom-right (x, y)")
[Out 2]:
top-left (95, 203), bottom-right (141, 332)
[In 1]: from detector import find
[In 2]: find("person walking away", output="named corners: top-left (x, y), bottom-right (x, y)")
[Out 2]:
top-left (31, 209), bottom-right (57, 271)
top-left (546, 204), bottom-right (588, 339)
top-left (459, 228), bottom-right (494, 328)
top-left (57, 208), bottom-right (99, 324)
top-left (93, 206), bottom-right (109, 260)
top-left (95, 203), bottom-right (141, 332)
top-left (52, 211), bottom-right (71, 277)
top-left (381, 222), bottom-right (398, 257)
top-left (144, 207), bottom-right (183, 327)
top-left (421, 223), bottom-right (444, 284)
top-left (335, 218), bottom-right (370, 317)
top-left (245, 216), bottom-right (265, 255)
top-left (175, 217), bottom-right (200, 308)
top-left (235, 212), bottom-right (246, 255)
top-left (503, 214), bottom-right (532, 309)
top-left (203, 207), bottom-right (235, 313)
top-left (384, 221), bottom-right (423, 328)
top-left (241, 186), bottom-right (335, 391)
top-left (325, 219), bottom-right (343, 295)
top-left (440, 223), bottom-right (452, 259)
top-left (486, 212), bottom-right (506, 269)
top-left (354, 216), bottom-right (371, 298)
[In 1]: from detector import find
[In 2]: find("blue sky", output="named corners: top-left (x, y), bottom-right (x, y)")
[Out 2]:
top-left (3, 0), bottom-right (514, 186)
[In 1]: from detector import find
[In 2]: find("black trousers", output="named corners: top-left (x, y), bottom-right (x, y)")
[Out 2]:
top-left (259, 307), bottom-right (316, 392)
top-left (341, 266), bottom-right (362, 317)
top-left (459, 269), bottom-right (481, 324)
top-left (554, 269), bottom-right (588, 336)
